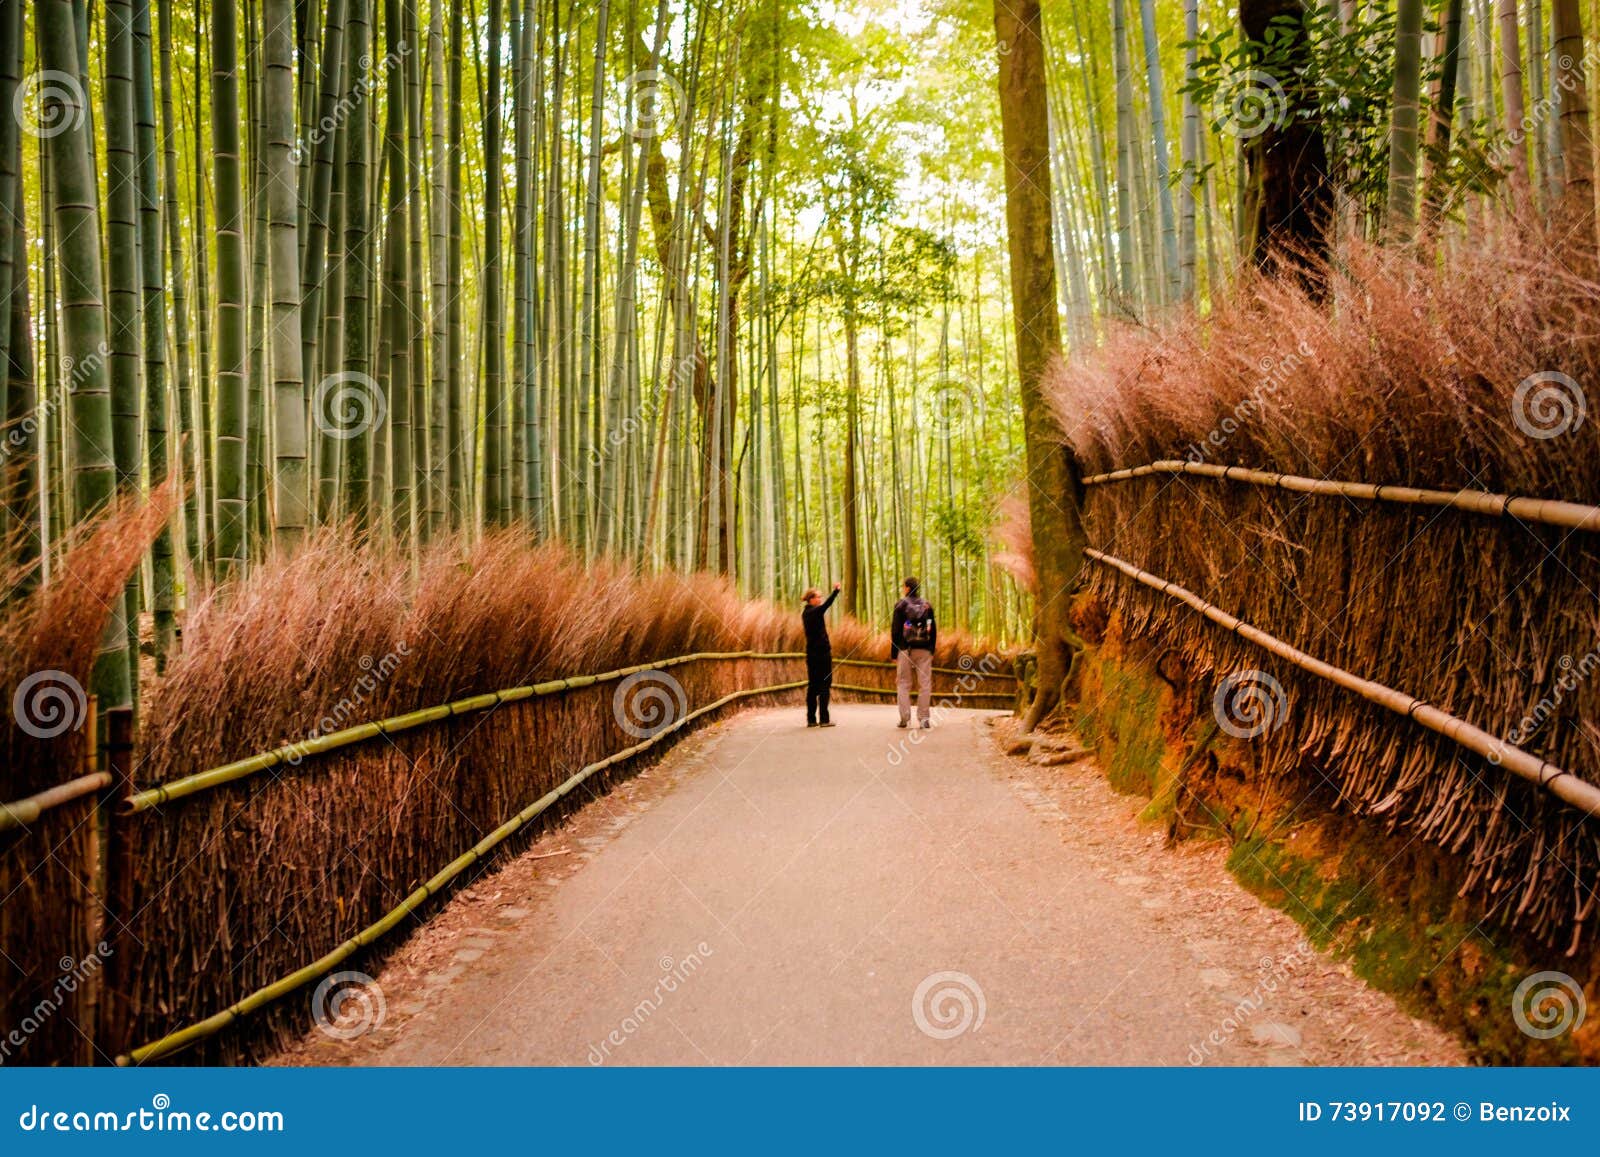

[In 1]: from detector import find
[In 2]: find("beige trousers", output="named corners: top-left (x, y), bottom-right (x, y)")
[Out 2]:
top-left (896, 649), bottom-right (933, 723)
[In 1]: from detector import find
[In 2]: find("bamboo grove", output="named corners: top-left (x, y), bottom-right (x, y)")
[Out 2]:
top-left (0, 0), bottom-right (1046, 727)
top-left (1047, 0), bottom-right (1599, 337)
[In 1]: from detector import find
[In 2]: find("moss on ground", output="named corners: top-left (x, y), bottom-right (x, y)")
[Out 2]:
top-left (1068, 638), bottom-right (1590, 1065)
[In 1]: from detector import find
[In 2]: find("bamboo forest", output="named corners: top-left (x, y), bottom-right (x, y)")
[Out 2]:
top-left (4, 0), bottom-right (1600, 1090)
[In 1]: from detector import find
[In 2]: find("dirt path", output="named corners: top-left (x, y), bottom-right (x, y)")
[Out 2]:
top-left (274, 704), bottom-right (1463, 1067)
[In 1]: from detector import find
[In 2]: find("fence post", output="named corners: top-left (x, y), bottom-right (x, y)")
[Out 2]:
top-left (95, 706), bottom-right (135, 1063)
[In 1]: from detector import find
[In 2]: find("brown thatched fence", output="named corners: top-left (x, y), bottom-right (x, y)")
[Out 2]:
top-left (1074, 457), bottom-right (1600, 954)
top-left (2, 649), bottom-right (1011, 1066)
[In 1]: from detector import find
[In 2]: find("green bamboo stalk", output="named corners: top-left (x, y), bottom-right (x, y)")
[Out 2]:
top-left (213, 0), bottom-right (250, 576)
top-left (38, 0), bottom-right (131, 710)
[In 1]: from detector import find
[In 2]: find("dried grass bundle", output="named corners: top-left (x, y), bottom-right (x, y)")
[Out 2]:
top-left (1048, 228), bottom-right (1600, 951)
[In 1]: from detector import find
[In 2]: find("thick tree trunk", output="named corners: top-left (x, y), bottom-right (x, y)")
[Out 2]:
top-left (1553, 0), bottom-right (1596, 268)
top-left (1239, 0), bottom-right (1331, 276)
top-left (994, 0), bottom-right (1086, 732)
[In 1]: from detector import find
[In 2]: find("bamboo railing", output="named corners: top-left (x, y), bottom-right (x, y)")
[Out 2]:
top-left (1080, 458), bottom-right (1600, 533)
top-left (1083, 548), bottom-right (1600, 819)
top-left (119, 651), bottom-right (1008, 814)
top-left (82, 650), bottom-right (1009, 1064)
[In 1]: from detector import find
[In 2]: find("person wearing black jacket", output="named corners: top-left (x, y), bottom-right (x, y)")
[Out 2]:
top-left (891, 577), bottom-right (937, 729)
top-left (801, 582), bottom-right (841, 727)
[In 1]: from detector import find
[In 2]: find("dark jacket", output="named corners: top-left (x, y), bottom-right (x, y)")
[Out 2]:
top-left (891, 595), bottom-right (937, 658)
top-left (802, 588), bottom-right (839, 656)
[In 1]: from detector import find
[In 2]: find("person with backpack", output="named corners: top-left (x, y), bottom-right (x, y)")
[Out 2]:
top-left (891, 577), bottom-right (937, 729)
top-left (801, 581), bottom-right (842, 727)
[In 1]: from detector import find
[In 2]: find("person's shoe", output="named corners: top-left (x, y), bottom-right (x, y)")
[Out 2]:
top-left (819, 721), bottom-right (836, 728)
top-left (807, 720), bottom-right (818, 728)
top-left (897, 719), bottom-right (908, 729)
top-left (921, 720), bottom-right (931, 729)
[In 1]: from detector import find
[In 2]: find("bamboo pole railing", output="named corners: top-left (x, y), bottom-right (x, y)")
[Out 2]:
top-left (1080, 459), bottom-right (1600, 533)
top-left (1083, 548), bottom-right (1600, 819)
top-left (0, 771), bottom-right (113, 834)
top-left (116, 678), bottom-right (812, 1065)
top-left (120, 651), bottom-right (1009, 814)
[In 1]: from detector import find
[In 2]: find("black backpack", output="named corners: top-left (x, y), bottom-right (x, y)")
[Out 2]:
top-left (901, 597), bottom-right (933, 646)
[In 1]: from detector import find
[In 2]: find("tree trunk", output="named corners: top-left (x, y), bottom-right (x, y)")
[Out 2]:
top-left (1386, 0), bottom-right (1426, 239)
top-left (994, 0), bottom-right (1087, 732)
top-left (1553, 0), bottom-right (1596, 267)
top-left (1240, 0), bottom-right (1331, 276)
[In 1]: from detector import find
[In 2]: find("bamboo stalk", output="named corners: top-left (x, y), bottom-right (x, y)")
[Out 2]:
top-left (0, 771), bottom-right (113, 833)
top-left (1083, 548), bottom-right (1600, 818)
top-left (1080, 459), bottom-right (1600, 532)
top-left (117, 677), bottom-right (809, 1065)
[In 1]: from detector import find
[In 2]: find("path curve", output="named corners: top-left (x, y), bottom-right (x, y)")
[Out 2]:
top-left (276, 704), bottom-right (1462, 1066)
